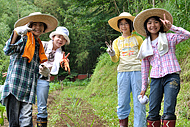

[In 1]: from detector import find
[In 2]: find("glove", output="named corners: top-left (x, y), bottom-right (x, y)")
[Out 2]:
top-left (138, 95), bottom-right (149, 105)
top-left (106, 47), bottom-right (115, 57)
top-left (39, 65), bottom-right (50, 77)
top-left (14, 23), bottom-right (33, 36)
top-left (60, 52), bottom-right (71, 75)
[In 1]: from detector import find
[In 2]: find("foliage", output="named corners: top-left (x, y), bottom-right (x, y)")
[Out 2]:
top-left (0, 0), bottom-right (189, 126)
top-left (48, 51), bottom-right (190, 126)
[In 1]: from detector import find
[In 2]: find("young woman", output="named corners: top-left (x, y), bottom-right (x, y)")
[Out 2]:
top-left (134, 8), bottom-right (190, 127)
top-left (106, 12), bottom-right (146, 127)
top-left (36, 26), bottom-right (70, 127)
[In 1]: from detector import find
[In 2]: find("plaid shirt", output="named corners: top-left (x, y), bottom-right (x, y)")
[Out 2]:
top-left (142, 25), bottom-right (190, 91)
top-left (2, 33), bottom-right (40, 104)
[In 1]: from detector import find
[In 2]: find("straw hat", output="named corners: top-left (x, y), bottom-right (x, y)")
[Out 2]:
top-left (133, 8), bottom-right (173, 37)
top-left (14, 12), bottom-right (58, 33)
top-left (108, 12), bottom-right (135, 32)
top-left (49, 26), bottom-right (70, 45)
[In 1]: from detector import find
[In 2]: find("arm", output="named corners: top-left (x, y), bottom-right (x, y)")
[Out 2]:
top-left (3, 32), bottom-right (24, 56)
top-left (169, 25), bottom-right (190, 45)
top-left (111, 39), bottom-right (120, 63)
top-left (141, 57), bottom-right (150, 92)
top-left (10, 31), bottom-right (19, 44)
top-left (160, 14), bottom-right (190, 44)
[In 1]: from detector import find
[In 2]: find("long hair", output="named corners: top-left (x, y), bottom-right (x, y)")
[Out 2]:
top-left (117, 18), bottom-right (134, 33)
top-left (144, 16), bottom-right (164, 37)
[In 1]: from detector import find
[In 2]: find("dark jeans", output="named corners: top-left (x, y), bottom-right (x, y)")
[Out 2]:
top-left (148, 73), bottom-right (180, 118)
top-left (4, 94), bottom-right (33, 127)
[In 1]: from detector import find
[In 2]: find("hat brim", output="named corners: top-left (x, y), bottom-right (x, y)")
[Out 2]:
top-left (49, 31), bottom-right (70, 45)
top-left (108, 16), bottom-right (135, 32)
top-left (14, 14), bottom-right (58, 33)
top-left (133, 8), bottom-right (173, 37)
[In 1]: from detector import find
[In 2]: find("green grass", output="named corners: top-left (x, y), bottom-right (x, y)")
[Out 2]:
top-left (47, 1), bottom-right (190, 125)
top-left (48, 51), bottom-right (190, 126)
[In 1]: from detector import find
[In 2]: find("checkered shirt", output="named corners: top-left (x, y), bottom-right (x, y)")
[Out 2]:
top-left (2, 33), bottom-right (40, 104)
top-left (142, 25), bottom-right (190, 91)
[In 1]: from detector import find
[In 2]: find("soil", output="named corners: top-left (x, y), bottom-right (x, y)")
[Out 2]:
top-left (1, 90), bottom-right (107, 127)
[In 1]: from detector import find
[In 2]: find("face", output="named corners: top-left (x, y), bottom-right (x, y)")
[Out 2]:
top-left (31, 22), bottom-right (45, 38)
top-left (119, 19), bottom-right (131, 34)
top-left (52, 35), bottom-right (67, 49)
top-left (146, 18), bottom-right (162, 35)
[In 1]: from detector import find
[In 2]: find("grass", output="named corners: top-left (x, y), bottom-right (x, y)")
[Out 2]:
top-left (48, 51), bottom-right (190, 126)
top-left (48, 2), bottom-right (190, 126)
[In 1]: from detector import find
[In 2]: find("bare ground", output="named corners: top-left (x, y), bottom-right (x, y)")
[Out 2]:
top-left (2, 90), bottom-right (107, 127)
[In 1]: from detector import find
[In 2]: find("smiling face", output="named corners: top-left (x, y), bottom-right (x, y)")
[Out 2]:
top-left (52, 35), bottom-right (67, 50)
top-left (118, 19), bottom-right (131, 35)
top-left (146, 17), bottom-right (162, 36)
top-left (30, 22), bottom-right (45, 38)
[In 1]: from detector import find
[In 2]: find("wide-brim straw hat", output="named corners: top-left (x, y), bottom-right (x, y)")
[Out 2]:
top-left (14, 12), bottom-right (58, 33)
top-left (133, 8), bottom-right (173, 37)
top-left (108, 12), bottom-right (135, 32)
top-left (49, 26), bottom-right (70, 45)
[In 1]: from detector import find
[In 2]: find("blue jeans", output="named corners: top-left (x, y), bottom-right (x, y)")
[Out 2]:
top-left (117, 71), bottom-right (146, 127)
top-left (148, 73), bottom-right (180, 118)
top-left (4, 94), bottom-right (33, 127)
top-left (37, 79), bottom-right (49, 118)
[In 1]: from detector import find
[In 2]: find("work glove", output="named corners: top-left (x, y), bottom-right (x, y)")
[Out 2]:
top-left (60, 52), bottom-right (71, 75)
top-left (39, 64), bottom-right (50, 77)
top-left (14, 23), bottom-right (33, 36)
top-left (105, 41), bottom-right (115, 57)
top-left (138, 95), bottom-right (149, 105)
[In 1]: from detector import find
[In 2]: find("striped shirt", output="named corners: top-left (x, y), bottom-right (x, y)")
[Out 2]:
top-left (142, 25), bottom-right (190, 91)
top-left (2, 33), bottom-right (40, 104)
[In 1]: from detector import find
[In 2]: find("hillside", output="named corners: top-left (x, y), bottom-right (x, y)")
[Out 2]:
top-left (84, 50), bottom-right (190, 126)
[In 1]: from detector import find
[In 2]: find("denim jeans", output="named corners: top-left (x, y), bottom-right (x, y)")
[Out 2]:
top-left (117, 71), bottom-right (146, 127)
top-left (148, 73), bottom-right (180, 118)
top-left (37, 79), bottom-right (49, 119)
top-left (4, 93), bottom-right (33, 127)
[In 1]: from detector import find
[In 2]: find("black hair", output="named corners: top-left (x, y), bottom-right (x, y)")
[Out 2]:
top-left (29, 22), bottom-right (47, 32)
top-left (144, 16), bottom-right (165, 37)
top-left (61, 45), bottom-right (65, 51)
top-left (117, 18), bottom-right (134, 33)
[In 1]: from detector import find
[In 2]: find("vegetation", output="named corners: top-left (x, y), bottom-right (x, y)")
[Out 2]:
top-left (48, 51), bottom-right (190, 126)
top-left (0, 0), bottom-right (189, 126)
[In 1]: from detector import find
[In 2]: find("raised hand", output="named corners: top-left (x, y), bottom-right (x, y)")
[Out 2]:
top-left (2, 72), bottom-right (7, 77)
top-left (105, 40), bottom-right (115, 57)
top-left (160, 14), bottom-right (172, 30)
top-left (14, 22), bottom-right (33, 36)
top-left (60, 52), bottom-right (70, 74)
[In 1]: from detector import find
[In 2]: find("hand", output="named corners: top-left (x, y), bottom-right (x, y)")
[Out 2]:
top-left (14, 22), bottom-right (33, 35)
top-left (140, 90), bottom-right (146, 97)
top-left (39, 64), bottom-right (50, 77)
top-left (160, 14), bottom-right (172, 30)
top-left (105, 40), bottom-right (115, 57)
top-left (60, 52), bottom-right (70, 74)
top-left (138, 94), bottom-right (149, 105)
top-left (2, 72), bottom-right (7, 77)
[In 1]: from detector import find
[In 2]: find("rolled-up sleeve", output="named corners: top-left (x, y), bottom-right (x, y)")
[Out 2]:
top-left (3, 32), bottom-right (25, 56)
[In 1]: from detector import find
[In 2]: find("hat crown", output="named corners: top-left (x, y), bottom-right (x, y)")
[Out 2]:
top-left (29, 12), bottom-right (42, 16)
top-left (56, 27), bottom-right (69, 36)
top-left (119, 12), bottom-right (132, 17)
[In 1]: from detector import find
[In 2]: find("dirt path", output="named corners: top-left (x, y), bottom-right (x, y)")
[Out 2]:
top-left (2, 90), bottom-right (107, 127)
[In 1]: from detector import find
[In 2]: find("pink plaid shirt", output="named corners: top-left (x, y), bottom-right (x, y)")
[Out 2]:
top-left (142, 25), bottom-right (190, 91)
